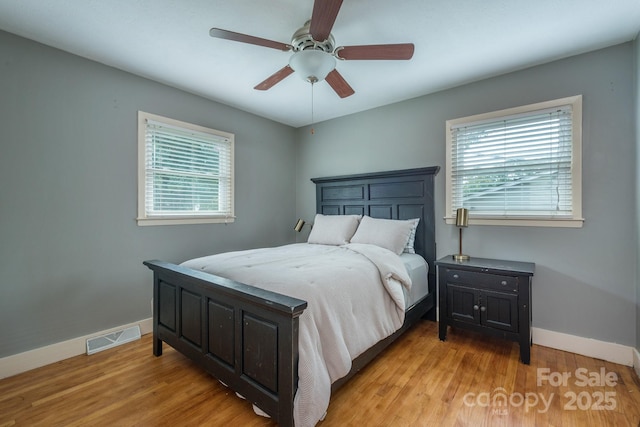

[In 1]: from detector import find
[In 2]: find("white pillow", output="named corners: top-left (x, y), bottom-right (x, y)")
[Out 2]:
top-left (403, 218), bottom-right (420, 254)
top-left (350, 216), bottom-right (416, 255)
top-left (307, 214), bottom-right (361, 246)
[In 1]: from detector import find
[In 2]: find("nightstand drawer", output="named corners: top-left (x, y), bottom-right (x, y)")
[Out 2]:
top-left (444, 268), bottom-right (519, 293)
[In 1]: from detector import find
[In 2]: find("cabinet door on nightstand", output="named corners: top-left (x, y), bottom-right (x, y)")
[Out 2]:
top-left (482, 291), bottom-right (518, 332)
top-left (447, 284), bottom-right (480, 324)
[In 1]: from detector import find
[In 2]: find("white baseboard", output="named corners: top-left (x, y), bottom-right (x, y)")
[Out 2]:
top-left (533, 327), bottom-right (634, 367)
top-left (0, 318), bottom-right (153, 380)
top-left (1, 320), bottom-right (637, 380)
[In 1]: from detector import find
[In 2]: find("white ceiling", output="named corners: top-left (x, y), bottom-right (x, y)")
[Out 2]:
top-left (0, 0), bottom-right (639, 128)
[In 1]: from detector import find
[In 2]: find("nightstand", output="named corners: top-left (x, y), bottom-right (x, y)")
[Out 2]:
top-left (436, 255), bottom-right (535, 364)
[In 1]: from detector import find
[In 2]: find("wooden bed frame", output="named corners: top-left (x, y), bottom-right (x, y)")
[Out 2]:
top-left (143, 166), bottom-right (439, 426)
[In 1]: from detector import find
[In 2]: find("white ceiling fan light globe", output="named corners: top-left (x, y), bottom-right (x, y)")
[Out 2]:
top-left (289, 50), bottom-right (336, 83)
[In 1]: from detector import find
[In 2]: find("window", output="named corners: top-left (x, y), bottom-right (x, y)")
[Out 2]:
top-left (137, 111), bottom-right (234, 226)
top-left (445, 95), bottom-right (583, 227)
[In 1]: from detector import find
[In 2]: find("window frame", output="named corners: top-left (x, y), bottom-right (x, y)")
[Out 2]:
top-left (445, 95), bottom-right (584, 228)
top-left (137, 111), bottom-right (235, 226)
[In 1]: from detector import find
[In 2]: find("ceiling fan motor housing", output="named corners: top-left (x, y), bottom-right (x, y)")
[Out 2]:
top-left (291, 21), bottom-right (335, 54)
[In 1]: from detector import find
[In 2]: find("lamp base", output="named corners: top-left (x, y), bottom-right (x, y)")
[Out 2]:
top-left (453, 254), bottom-right (470, 261)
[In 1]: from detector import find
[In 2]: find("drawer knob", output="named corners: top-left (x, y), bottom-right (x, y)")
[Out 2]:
top-left (480, 306), bottom-right (486, 312)
top-left (501, 280), bottom-right (507, 286)
top-left (473, 305), bottom-right (479, 311)
top-left (453, 274), bottom-right (459, 279)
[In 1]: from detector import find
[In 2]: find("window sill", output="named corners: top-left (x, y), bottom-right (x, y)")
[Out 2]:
top-left (137, 216), bottom-right (235, 226)
top-left (444, 217), bottom-right (584, 228)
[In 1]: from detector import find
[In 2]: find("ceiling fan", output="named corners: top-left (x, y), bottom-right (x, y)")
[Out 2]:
top-left (209, 0), bottom-right (415, 98)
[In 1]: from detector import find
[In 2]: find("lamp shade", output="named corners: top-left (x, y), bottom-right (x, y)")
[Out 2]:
top-left (455, 208), bottom-right (469, 228)
top-left (289, 50), bottom-right (336, 83)
top-left (294, 219), bottom-right (306, 232)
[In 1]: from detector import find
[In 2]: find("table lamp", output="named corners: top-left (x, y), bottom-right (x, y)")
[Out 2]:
top-left (453, 208), bottom-right (470, 261)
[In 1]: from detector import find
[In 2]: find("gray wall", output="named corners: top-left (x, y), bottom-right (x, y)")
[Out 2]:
top-left (296, 43), bottom-right (637, 347)
top-left (635, 35), bottom-right (640, 354)
top-left (0, 31), bottom-right (297, 358)
top-left (2, 27), bottom-right (637, 359)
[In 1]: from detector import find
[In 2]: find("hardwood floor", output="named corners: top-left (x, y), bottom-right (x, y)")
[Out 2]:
top-left (1, 321), bottom-right (639, 426)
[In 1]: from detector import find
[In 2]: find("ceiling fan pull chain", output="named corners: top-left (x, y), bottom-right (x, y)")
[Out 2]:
top-left (310, 81), bottom-right (315, 135)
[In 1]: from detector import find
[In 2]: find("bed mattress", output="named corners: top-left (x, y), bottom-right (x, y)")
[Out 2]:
top-left (400, 253), bottom-right (429, 309)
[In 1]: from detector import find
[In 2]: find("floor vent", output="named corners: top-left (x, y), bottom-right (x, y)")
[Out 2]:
top-left (86, 325), bottom-right (141, 355)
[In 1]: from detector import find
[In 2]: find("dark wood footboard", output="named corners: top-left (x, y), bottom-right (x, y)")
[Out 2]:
top-left (144, 260), bottom-right (307, 427)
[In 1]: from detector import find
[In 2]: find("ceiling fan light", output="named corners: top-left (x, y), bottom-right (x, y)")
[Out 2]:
top-left (289, 50), bottom-right (336, 83)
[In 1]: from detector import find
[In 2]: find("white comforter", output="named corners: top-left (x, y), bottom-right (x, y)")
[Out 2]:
top-left (181, 243), bottom-right (411, 427)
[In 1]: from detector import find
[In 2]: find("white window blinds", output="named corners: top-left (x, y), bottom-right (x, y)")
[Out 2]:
top-left (138, 112), bottom-right (234, 225)
top-left (446, 95), bottom-right (583, 227)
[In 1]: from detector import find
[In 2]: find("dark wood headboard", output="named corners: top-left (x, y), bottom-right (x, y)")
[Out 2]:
top-left (311, 167), bottom-right (440, 297)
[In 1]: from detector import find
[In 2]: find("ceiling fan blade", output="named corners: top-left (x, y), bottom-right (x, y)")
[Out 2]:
top-left (325, 69), bottom-right (354, 98)
top-left (254, 65), bottom-right (295, 91)
top-left (210, 28), bottom-right (291, 51)
top-left (309, 0), bottom-right (343, 42)
top-left (336, 44), bottom-right (415, 60)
